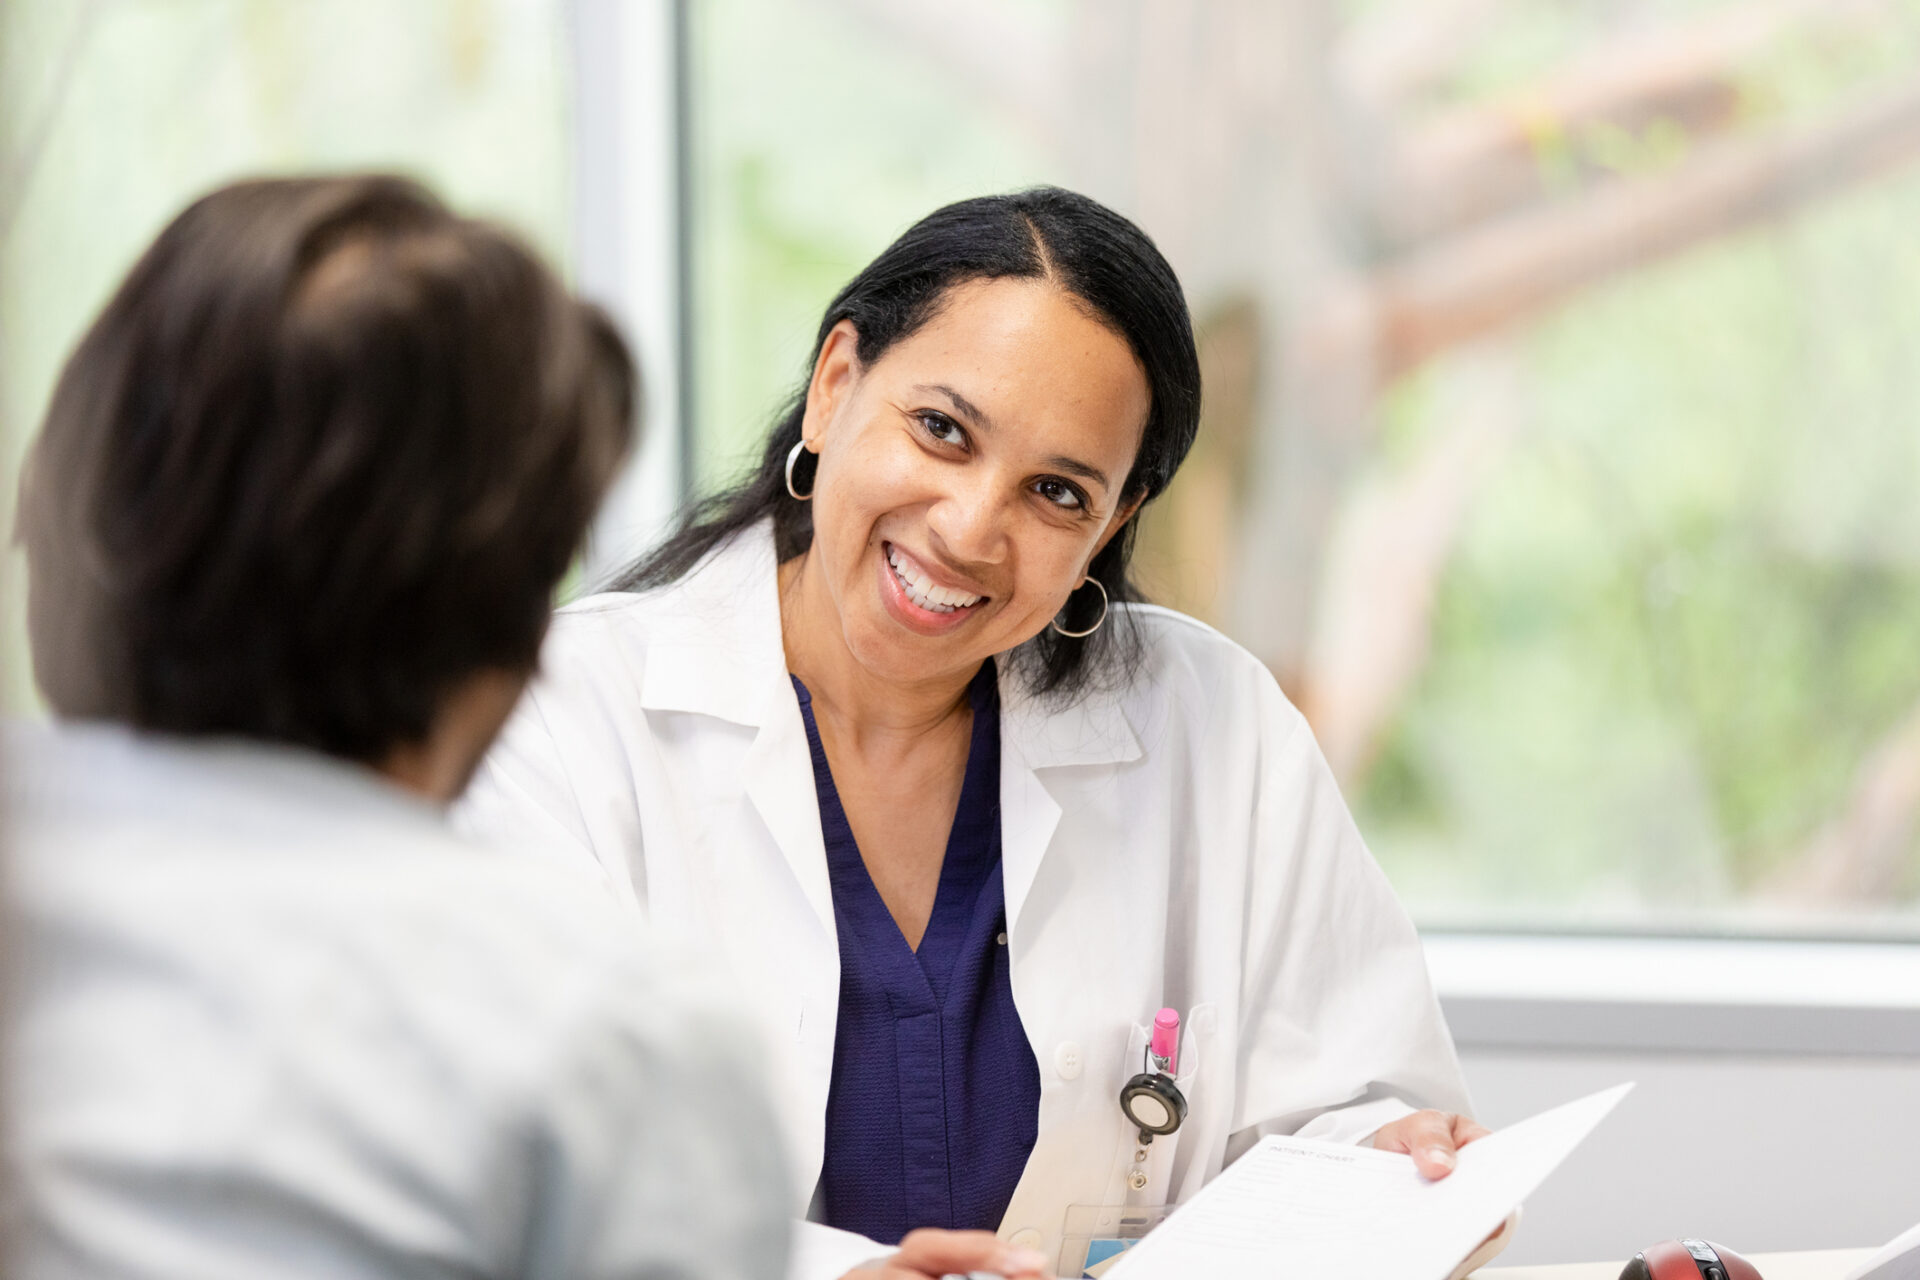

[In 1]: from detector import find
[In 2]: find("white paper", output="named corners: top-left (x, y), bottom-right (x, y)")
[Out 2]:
top-left (1846, 1220), bottom-right (1920, 1280)
top-left (1105, 1083), bottom-right (1633, 1280)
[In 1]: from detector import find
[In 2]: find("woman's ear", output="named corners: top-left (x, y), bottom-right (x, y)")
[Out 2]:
top-left (801, 319), bottom-right (862, 448)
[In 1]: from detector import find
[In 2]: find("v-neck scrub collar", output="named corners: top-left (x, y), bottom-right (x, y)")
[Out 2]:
top-left (791, 663), bottom-right (1041, 1244)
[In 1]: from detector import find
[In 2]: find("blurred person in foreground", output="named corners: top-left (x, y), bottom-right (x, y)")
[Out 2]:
top-left (3, 175), bottom-right (790, 1280)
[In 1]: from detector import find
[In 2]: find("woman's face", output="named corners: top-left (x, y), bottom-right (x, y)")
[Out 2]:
top-left (799, 276), bottom-right (1151, 688)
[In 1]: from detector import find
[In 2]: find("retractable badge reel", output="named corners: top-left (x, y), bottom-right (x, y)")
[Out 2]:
top-left (1119, 1008), bottom-right (1187, 1144)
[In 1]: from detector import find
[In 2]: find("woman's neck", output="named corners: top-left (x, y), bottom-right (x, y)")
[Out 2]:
top-left (778, 548), bottom-right (977, 748)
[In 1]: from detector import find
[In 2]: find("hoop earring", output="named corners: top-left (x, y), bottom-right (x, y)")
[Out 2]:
top-left (1049, 576), bottom-right (1109, 638)
top-left (784, 440), bottom-right (816, 501)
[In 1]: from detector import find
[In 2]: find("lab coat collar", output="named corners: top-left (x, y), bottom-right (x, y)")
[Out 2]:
top-left (630, 526), bottom-right (834, 935)
top-left (632, 526), bottom-right (789, 727)
top-left (994, 656), bottom-right (1142, 940)
top-left (625, 521), bottom-right (1145, 943)
top-left (995, 668), bottom-right (1143, 772)
top-left (629, 520), bottom-right (1145, 773)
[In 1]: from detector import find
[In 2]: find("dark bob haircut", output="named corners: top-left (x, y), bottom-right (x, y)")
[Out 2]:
top-left (613, 186), bottom-right (1201, 698)
top-left (18, 174), bottom-right (635, 764)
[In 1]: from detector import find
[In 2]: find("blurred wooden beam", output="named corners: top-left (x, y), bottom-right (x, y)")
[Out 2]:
top-left (1763, 698), bottom-right (1920, 904)
top-left (1333, 0), bottom-right (1508, 110)
top-left (1301, 342), bottom-right (1526, 779)
top-left (0, 0), bottom-right (109, 241)
top-left (805, 0), bottom-right (1066, 147)
top-left (1373, 0), bottom-right (1902, 250)
top-left (1373, 70), bottom-right (1920, 377)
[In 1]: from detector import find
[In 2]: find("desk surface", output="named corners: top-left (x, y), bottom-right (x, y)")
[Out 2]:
top-left (1478, 1249), bottom-right (1876, 1280)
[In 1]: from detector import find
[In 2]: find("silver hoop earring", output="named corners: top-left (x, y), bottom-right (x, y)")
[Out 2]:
top-left (784, 440), bottom-right (816, 501)
top-left (1050, 577), bottom-right (1109, 638)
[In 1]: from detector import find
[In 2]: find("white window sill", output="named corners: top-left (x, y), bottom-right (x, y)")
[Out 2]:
top-left (1421, 933), bottom-right (1920, 1057)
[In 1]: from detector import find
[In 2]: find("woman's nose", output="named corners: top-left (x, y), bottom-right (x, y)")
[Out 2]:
top-left (925, 473), bottom-right (1009, 568)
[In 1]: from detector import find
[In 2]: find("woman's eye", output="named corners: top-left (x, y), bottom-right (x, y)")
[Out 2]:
top-left (1035, 477), bottom-right (1086, 510)
top-left (917, 411), bottom-right (964, 445)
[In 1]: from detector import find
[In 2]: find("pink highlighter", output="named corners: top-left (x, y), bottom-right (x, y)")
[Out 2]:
top-left (1120, 1006), bottom-right (1189, 1143)
top-left (1150, 1007), bottom-right (1180, 1074)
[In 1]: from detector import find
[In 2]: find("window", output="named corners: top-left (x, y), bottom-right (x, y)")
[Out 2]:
top-left (0, 0), bottom-right (575, 710)
top-left (688, 0), bottom-right (1920, 933)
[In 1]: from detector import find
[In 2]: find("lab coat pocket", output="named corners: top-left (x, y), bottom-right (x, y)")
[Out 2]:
top-left (1113, 1004), bottom-right (1213, 1208)
top-left (1168, 1003), bottom-right (1218, 1205)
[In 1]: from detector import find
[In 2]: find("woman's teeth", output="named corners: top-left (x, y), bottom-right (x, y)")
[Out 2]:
top-left (887, 545), bottom-right (983, 614)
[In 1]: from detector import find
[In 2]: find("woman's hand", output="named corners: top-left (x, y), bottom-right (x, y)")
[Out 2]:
top-left (839, 1228), bottom-right (1051, 1280)
top-left (1372, 1109), bottom-right (1492, 1179)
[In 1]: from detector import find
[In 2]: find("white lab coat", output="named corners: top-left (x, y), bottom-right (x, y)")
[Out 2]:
top-left (6, 722), bottom-right (791, 1280)
top-left (459, 521), bottom-right (1472, 1277)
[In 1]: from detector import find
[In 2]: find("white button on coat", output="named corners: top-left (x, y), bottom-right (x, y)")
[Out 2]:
top-left (459, 523), bottom-right (1472, 1280)
top-left (1053, 1043), bottom-right (1083, 1081)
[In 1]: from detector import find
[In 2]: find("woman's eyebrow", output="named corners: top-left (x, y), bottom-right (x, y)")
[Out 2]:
top-left (1046, 454), bottom-right (1111, 492)
top-left (917, 383), bottom-right (995, 431)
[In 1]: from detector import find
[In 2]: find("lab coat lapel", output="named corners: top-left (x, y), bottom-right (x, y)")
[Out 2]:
top-left (995, 657), bottom-right (1143, 939)
top-left (741, 682), bottom-right (837, 940)
top-left (636, 527), bottom-right (838, 943)
top-left (997, 746), bottom-right (1061, 944)
top-left (995, 658), bottom-right (1149, 1249)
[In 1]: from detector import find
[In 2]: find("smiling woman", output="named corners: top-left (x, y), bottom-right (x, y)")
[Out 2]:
top-left (612, 189), bottom-right (1201, 697)
top-left (457, 188), bottom-right (1489, 1280)
top-left (787, 275), bottom-right (1152, 688)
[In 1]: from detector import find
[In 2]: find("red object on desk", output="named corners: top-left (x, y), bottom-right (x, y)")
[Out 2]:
top-left (1623, 1239), bottom-right (1763, 1280)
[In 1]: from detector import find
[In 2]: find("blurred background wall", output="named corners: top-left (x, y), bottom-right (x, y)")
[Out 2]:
top-left (4, 0), bottom-right (1919, 1265)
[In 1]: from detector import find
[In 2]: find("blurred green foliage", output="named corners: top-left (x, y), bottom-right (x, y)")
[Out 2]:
top-left (697, 0), bottom-right (1920, 927)
top-left (689, 0), bottom-right (1058, 486)
top-left (1361, 170), bottom-right (1920, 924)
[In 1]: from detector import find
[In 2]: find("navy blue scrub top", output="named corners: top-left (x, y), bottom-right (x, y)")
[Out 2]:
top-left (792, 665), bottom-right (1042, 1246)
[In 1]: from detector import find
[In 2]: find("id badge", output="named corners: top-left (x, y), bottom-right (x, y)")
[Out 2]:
top-left (1058, 1203), bottom-right (1175, 1278)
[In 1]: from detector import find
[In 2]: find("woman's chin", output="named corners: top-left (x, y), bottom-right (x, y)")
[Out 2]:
top-left (843, 610), bottom-right (998, 689)
top-left (847, 627), bottom-right (966, 683)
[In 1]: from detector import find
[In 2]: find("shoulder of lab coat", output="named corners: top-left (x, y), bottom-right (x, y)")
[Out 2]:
top-left (1095, 604), bottom-right (1468, 1149)
top-left (454, 528), bottom-right (782, 901)
top-left (7, 723), bottom-right (791, 1280)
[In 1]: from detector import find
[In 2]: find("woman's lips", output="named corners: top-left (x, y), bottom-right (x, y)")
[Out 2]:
top-left (878, 541), bottom-right (986, 634)
top-left (885, 542), bottom-right (985, 612)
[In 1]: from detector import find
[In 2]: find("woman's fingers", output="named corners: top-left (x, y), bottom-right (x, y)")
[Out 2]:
top-left (1453, 1113), bottom-right (1493, 1147)
top-left (1372, 1109), bottom-right (1490, 1180)
top-left (849, 1227), bottom-right (1050, 1280)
